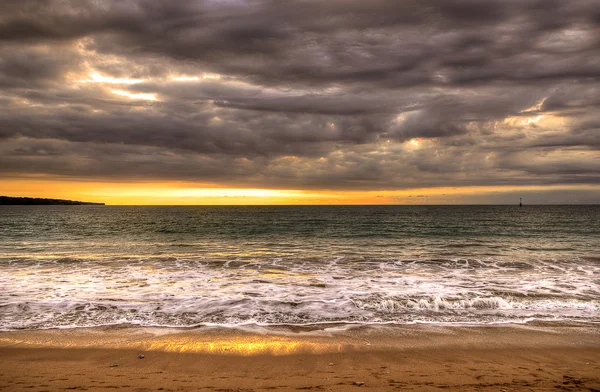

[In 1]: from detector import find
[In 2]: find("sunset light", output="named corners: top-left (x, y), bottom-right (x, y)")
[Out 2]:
top-left (172, 76), bottom-right (200, 81)
top-left (111, 90), bottom-right (158, 101)
top-left (1, 2), bottom-right (599, 390)
top-left (81, 72), bottom-right (144, 84)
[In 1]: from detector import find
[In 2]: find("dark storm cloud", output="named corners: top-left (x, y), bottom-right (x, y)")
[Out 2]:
top-left (387, 110), bottom-right (468, 141)
top-left (0, 43), bottom-right (82, 88)
top-left (0, 0), bottom-right (599, 193)
top-left (2, 1), bottom-right (599, 86)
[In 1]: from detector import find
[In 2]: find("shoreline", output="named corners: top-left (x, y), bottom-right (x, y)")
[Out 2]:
top-left (2, 321), bottom-right (599, 354)
top-left (3, 317), bottom-right (598, 333)
top-left (2, 323), bottom-right (599, 391)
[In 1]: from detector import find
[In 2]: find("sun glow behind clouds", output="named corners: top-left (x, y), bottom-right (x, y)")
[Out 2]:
top-left (172, 76), bottom-right (200, 81)
top-left (520, 98), bottom-right (546, 113)
top-left (171, 73), bottom-right (221, 81)
top-left (81, 72), bottom-right (144, 84)
top-left (112, 90), bottom-right (158, 101)
top-left (521, 115), bottom-right (543, 125)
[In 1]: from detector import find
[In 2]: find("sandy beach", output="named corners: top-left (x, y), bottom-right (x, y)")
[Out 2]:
top-left (1, 323), bottom-right (599, 391)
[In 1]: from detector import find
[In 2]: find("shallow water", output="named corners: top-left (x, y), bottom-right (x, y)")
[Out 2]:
top-left (1, 205), bottom-right (598, 330)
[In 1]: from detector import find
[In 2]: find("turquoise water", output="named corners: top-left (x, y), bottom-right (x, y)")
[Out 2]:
top-left (0, 205), bottom-right (598, 329)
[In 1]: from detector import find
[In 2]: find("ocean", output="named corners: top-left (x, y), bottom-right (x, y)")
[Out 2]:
top-left (0, 205), bottom-right (598, 330)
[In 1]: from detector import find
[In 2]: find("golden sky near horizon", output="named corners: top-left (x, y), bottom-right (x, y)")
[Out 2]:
top-left (2, 179), bottom-right (598, 205)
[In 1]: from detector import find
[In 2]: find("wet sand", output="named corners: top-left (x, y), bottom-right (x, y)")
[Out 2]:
top-left (1, 323), bottom-right (599, 391)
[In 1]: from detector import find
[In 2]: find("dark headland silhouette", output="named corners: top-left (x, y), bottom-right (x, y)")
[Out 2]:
top-left (0, 196), bottom-right (105, 205)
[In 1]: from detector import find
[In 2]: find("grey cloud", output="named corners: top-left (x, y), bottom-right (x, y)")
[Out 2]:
top-left (496, 150), bottom-right (600, 177)
top-left (387, 110), bottom-right (468, 141)
top-left (0, 43), bottom-right (82, 88)
top-left (0, 0), bottom-right (599, 193)
top-left (2, 1), bottom-right (598, 87)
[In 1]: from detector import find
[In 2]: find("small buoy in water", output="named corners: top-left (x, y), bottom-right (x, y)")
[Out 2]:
top-left (138, 354), bottom-right (145, 359)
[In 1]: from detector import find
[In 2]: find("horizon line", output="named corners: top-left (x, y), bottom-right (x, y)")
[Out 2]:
top-left (4, 203), bottom-right (598, 207)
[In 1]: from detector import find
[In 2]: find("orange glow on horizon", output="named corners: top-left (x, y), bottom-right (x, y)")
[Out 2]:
top-left (0, 178), bottom-right (597, 205)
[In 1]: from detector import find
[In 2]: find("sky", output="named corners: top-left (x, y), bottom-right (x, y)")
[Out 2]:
top-left (0, 0), bottom-right (599, 205)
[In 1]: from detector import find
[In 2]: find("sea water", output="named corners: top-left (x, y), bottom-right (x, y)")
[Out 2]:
top-left (0, 205), bottom-right (598, 330)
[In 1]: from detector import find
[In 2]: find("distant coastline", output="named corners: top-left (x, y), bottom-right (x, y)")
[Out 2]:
top-left (0, 196), bottom-right (105, 205)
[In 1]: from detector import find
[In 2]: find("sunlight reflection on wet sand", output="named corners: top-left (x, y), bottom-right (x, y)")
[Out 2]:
top-left (136, 336), bottom-right (352, 355)
top-left (0, 330), bottom-right (361, 356)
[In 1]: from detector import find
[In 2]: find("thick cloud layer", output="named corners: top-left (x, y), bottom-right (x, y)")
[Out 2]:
top-left (0, 0), bottom-right (598, 192)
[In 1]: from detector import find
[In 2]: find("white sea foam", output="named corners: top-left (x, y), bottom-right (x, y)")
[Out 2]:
top-left (1, 254), bottom-right (598, 330)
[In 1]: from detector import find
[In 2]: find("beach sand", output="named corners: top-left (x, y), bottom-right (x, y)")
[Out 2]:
top-left (1, 323), bottom-right (599, 391)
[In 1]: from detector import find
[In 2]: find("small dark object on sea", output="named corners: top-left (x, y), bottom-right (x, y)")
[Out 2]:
top-left (138, 354), bottom-right (145, 359)
top-left (109, 364), bottom-right (119, 367)
top-left (353, 382), bottom-right (364, 386)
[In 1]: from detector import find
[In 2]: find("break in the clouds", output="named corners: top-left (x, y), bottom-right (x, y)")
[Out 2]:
top-left (0, 0), bottom-right (599, 197)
